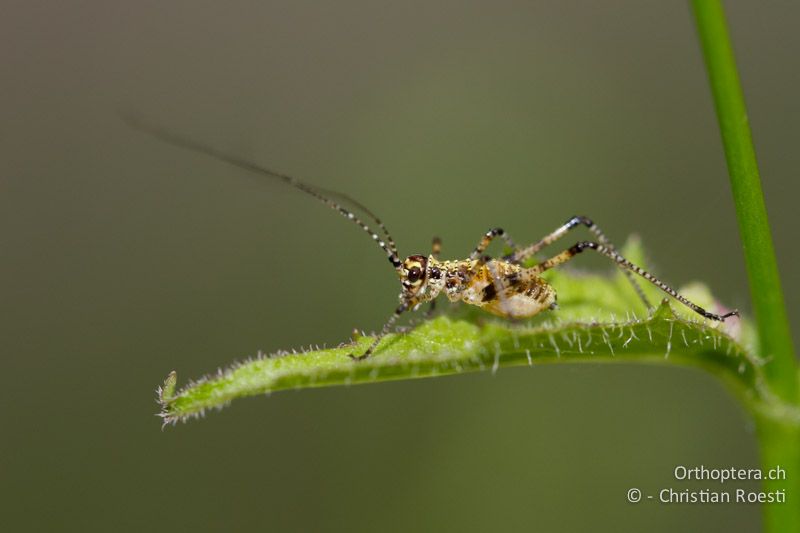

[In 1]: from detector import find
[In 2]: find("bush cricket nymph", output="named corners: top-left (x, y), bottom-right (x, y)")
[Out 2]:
top-left (128, 118), bottom-right (739, 360)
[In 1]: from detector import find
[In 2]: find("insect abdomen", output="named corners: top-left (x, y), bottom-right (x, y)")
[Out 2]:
top-left (459, 263), bottom-right (556, 319)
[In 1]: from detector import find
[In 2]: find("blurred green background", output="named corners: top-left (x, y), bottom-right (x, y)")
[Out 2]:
top-left (2, 1), bottom-right (798, 531)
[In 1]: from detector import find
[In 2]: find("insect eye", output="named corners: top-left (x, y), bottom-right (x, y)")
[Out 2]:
top-left (408, 266), bottom-right (422, 282)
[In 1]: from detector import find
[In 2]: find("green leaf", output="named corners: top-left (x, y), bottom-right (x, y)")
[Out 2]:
top-left (158, 240), bottom-right (792, 427)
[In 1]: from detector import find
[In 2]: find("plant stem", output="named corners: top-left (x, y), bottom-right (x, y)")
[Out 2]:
top-left (690, 0), bottom-right (797, 402)
top-left (691, 2), bottom-right (800, 531)
top-left (755, 413), bottom-right (800, 532)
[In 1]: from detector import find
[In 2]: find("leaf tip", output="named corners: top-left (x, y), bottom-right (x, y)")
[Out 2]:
top-left (161, 370), bottom-right (177, 401)
top-left (156, 370), bottom-right (179, 430)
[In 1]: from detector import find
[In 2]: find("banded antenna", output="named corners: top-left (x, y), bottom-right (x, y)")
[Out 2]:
top-left (123, 114), bottom-right (402, 270)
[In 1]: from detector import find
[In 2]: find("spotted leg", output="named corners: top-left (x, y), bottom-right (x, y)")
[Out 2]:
top-left (510, 216), bottom-right (651, 310)
top-left (349, 302), bottom-right (409, 360)
top-left (469, 228), bottom-right (518, 260)
top-left (530, 241), bottom-right (739, 321)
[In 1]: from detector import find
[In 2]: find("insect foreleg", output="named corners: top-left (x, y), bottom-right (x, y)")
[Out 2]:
top-left (469, 228), bottom-right (518, 260)
top-left (532, 241), bottom-right (739, 321)
top-left (511, 216), bottom-right (650, 310)
top-left (349, 302), bottom-right (409, 360)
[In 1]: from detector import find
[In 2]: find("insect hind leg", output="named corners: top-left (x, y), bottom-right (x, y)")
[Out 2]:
top-left (532, 241), bottom-right (739, 322)
top-left (511, 216), bottom-right (651, 310)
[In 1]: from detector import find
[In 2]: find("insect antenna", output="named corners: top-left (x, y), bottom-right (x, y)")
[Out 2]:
top-left (312, 185), bottom-right (398, 257)
top-left (123, 115), bottom-right (402, 269)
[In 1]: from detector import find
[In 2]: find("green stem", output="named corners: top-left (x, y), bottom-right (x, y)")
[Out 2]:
top-left (755, 414), bottom-right (800, 532)
top-left (690, 0), bottom-right (797, 402)
top-left (691, 2), bottom-right (800, 531)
